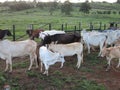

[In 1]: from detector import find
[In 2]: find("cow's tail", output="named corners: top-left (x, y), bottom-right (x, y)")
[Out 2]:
top-left (36, 44), bottom-right (40, 66)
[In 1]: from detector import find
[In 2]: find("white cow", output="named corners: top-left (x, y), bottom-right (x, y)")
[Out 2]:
top-left (105, 29), bottom-right (120, 46)
top-left (0, 39), bottom-right (38, 72)
top-left (39, 30), bottom-right (65, 40)
top-left (39, 46), bottom-right (65, 76)
top-left (81, 30), bottom-right (107, 56)
top-left (48, 42), bottom-right (83, 69)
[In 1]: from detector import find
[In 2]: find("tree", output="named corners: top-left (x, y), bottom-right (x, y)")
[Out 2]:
top-left (116, 0), bottom-right (120, 4)
top-left (79, 1), bottom-right (91, 14)
top-left (61, 0), bottom-right (73, 15)
top-left (49, 1), bottom-right (58, 15)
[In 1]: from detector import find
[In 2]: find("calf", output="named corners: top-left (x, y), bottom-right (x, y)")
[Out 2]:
top-left (48, 42), bottom-right (83, 68)
top-left (39, 46), bottom-right (65, 76)
top-left (101, 46), bottom-right (120, 71)
top-left (0, 39), bottom-right (38, 72)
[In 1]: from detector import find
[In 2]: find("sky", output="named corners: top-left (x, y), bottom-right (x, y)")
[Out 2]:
top-left (0, 0), bottom-right (117, 3)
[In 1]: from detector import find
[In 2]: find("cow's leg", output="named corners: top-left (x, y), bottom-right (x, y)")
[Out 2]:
top-left (9, 58), bottom-right (12, 72)
top-left (43, 64), bottom-right (49, 76)
top-left (76, 54), bottom-right (82, 68)
top-left (60, 59), bottom-right (65, 68)
top-left (106, 58), bottom-right (111, 71)
top-left (34, 53), bottom-right (38, 68)
top-left (41, 62), bottom-right (43, 72)
top-left (116, 58), bottom-right (120, 68)
top-left (81, 51), bottom-right (83, 63)
top-left (98, 42), bottom-right (104, 57)
top-left (87, 44), bottom-right (90, 54)
top-left (28, 54), bottom-right (34, 70)
top-left (4, 60), bottom-right (9, 72)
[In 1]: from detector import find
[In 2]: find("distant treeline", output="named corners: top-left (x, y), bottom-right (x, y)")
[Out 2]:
top-left (0, 1), bottom-right (120, 14)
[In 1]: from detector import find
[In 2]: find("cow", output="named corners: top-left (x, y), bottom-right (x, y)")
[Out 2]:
top-left (41, 32), bottom-right (81, 46)
top-left (48, 42), bottom-right (83, 69)
top-left (101, 46), bottom-right (120, 71)
top-left (39, 46), bottom-right (65, 76)
top-left (81, 30), bottom-right (107, 56)
top-left (0, 39), bottom-right (38, 72)
top-left (26, 29), bottom-right (44, 40)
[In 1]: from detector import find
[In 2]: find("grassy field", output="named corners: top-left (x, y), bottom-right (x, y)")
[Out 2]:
top-left (0, 7), bottom-right (120, 29)
top-left (0, 7), bottom-right (120, 40)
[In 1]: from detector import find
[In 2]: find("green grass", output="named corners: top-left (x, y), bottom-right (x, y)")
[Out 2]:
top-left (0, 6), bottom-right (119, 41)
top-left (0, 7), bottom-right (119, 31)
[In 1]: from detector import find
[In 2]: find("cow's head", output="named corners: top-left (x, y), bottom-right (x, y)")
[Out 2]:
top-left (5, 29), bottom-right (12, 36)
top-left (101, 47), bottom-right (110, 57)
top-left (26, 29), bottom-right (33, 37)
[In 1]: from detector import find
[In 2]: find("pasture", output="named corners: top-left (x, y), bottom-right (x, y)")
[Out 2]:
top-left (0, 3), bottom-right (120, 90)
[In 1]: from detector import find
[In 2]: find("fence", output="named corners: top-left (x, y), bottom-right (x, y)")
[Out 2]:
top-left (3, 22), bottom-right (118, 41)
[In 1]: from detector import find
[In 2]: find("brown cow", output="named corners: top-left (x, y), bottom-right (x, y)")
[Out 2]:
top-left (101, 46), bottom-right (120, 71)
top-left (26, 29), bottom-right (44, 40)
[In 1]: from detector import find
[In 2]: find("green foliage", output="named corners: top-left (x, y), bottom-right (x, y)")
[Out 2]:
top-left (90, 2), bottom-right (120, 10)
top-left (26, 71), bottom-right (38, 77)
top-left (61, 0), bottom-right (73, 15)
top-left (48, 1), bottom-right (58, 15)
top-left (116, 0), bottom-right (120, 4)
top-left (0, 74), bottom-right (6, 86)
top-left (72, 79), bottom-right (106, 90)
top-left (8, 1), bottom-right (34, 11)
top-left (79, 1), bottom-right (91, 14)
top-left (12, 61), bottom-right (29, 69)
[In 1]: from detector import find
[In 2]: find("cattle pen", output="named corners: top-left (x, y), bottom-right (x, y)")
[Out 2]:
top-left (0, 22), bottom-right (120, 90)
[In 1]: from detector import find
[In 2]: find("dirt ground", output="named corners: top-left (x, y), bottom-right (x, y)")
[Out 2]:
top-left (0, 52), bottom-right (120, 90)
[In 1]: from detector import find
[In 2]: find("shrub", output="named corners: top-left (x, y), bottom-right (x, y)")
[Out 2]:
top-left (9, 1), bottom-right (34, 11)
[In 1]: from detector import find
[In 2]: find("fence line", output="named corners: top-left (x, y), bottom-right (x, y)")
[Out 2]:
top-left (9, 22), bottom-right (112, 41)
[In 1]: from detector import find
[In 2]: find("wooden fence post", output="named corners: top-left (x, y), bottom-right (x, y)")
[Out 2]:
top-left (49, 23), bottom-right (51, 30)
top-left (31, 24), bottom-right (34, 30)
top-left (90, 22), bottom-right (93, 31)
top-left (99, 22), bottom-right (102, 30)
top-left (13, 25), bottom-right (15, 41)
top-left (65, 23), bottom-right (67, 30)
top-left (61, 24), bottom-right (64, 31)
top-left (74, 25), bottom-right (76, 33)
top-left (104, 24), bottom-right (106, 30)
top-left (27, 24), bottom-right (34, 30)
top-left (74, 26), bottom-right (76, 30)
top-left (79, 22), bottom-right (81, 30)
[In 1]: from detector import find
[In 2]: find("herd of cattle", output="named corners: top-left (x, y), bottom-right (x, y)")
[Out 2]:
top-left (0, 28), bottom-right (120, 76)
